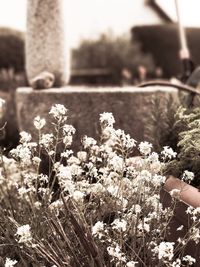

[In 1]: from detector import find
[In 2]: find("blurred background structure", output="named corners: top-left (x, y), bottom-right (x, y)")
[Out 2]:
top-left (0, 0), bottom-right (200, 86)
top-left (0, 0), bottom-right (200, 148)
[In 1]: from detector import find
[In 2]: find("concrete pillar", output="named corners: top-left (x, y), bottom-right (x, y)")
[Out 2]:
top-left (26, 0), bottom-right (70, 87)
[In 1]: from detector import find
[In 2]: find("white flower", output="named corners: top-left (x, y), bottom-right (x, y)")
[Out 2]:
top-left (152, 174), bottom-right (166, 186)
top-left (10, 145), bottom-right (32, 165)
top-left (107, 185), bottom-right (119, 197)
top-left (77, 151), bottom-right (87, 162)
top-left (32, 156), bottom-right (41, 165)
top-left (138, 222), bottom-right (150, 233)
top-left (139, 170), bottom-right (152, 182)
top-left (182, 170), bottom-right (194, 182)
top-left (115, 129), bottom-right (136, 149)
top-left (20, 131), bottom-right (32, 143)
top-left (72, 190), bottom-right (85, 202)
top-left (126, 261), bottom-right (138, 267)
top-left (100, 112), bottom-right (115, 127)
top-left (170, 189), bottom-right (181, 198)
top-left (63, 124), bottom-right (76, 136)
top-left (5, 258), bottom-right (17, 267)
top-left (161, 146), bottom-right (177, 160)
top-left (148, 152), bottom-right (159, 163)
top-left (33, 116), bottom-right (46, 130)
top-left (39, 133), bottom-right (54, 148)
top-left (183, 255), bottom-right (196, 265)
top-left (82, 136), bottom-right (97, 148)
top-left (67, 156), bottom-right (80, 165)
top-left (112, 218), bottom-right (127, 232)
top-left (171, 258), bottom-right (181, 267)
top-left (61, 150), bottom-right (73, 158)
top-left (49, 200), bottom-right (63, 211)
top-left (34, 201), bottom-right (42, 209)
top-left (107, 244), bottom-right (126, 262)
top-left (92, 221), bottom-right (104, 238)
top-left (132, 204), bottom-right (141, 214)
top-left (157, 242), bottom-right (174, 261)
top-left (16, 224), bottom-right (32, 244)
top-left (63, 135), bottom-right (73, 146)
top-left (49, 104), bottom-right (68, 121)
top-left (109, 155), bottom-right (124, 172)
top-left (190, 227), bottom-right (200, 243)
top-left (57, 165), bottom-right (72, 180)
top-left (139, 141), bottom-right (152, 155)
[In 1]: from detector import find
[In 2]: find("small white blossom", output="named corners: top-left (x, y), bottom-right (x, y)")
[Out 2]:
top-left (63, 124), bottom-right (76, 136)
top-left (190, 227), bottom-right (200, 243)
top-left (16, 224), bottom-right (32, 244)
top-left (32, 156), bottom-right (41, 165)
top-left (39, 133), bottom-right (54, 148)
top-left (107, 185), bottom-right (120, 197)
top-left (115, 129), bottom-right (136, 150)
top-left (61, 150), bottom-right (73, 158)
top-left (92, 221), bottom-right (104, 238)
top-left (20, 131), bottom-right (32, 143)
top-left (10, 145), bottom-right (32, 165)
top-left (49, 104), bottom-right (68, 121)
top-left (49, 200), bottom-right (63, 211)
top-left (139, 141), bottom-right (152, 155)
top-left (82, 136), bottom-right (97, 148)
top-left (171, 258), bottom-right (181, 267)
top-left (71, 190), bottom-right (85, 202)
top-left (182, 170), bottom-right (194, 183)
top-left (33, 116), bottom-right (46, 130)
top-left (161, 146), bottom-right (177, 160)
top-left (34, 201), bottom-right (42, 209)
top-left (170, 189), bottom-right (181, 199)
top-left (151, 174), bottom-right (166, 186)
top-left (131, 204), bottom-right (141, 214)
top-left (112, 218), bottom-right (127, 232)
top-left (138, 222), bottom-right (150, 233)
top-left (109, 155), bottom-right (124, 172)
top-left (63, 135), bottom-right (73, 146)
top-left (100, 112), bottom-right (115, 127)
top-left (57, 165), bottom-right (72, 180)
top-left (77, 151), bottom-right (87, 162)
top-left (107, 244), bottom-right (126, 262)
top-left (5, 258), bottom-right (17, 267)
top-left (182, 255), bottom-right (196, 265)
top-left (126, 261), bottom-right (138, 267)
top-left (157, 242), bottom-right (174, 261)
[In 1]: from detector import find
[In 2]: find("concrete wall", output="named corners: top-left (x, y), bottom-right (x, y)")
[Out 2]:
top-left (16, 86), bottom-right (179, 151)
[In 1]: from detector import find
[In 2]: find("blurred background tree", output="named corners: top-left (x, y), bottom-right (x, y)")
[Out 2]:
top-left (71, 32), bottom-right (156, 85)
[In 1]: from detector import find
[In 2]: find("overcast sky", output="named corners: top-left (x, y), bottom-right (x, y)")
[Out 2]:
top-left (0, 0), bottom-right (199, 47)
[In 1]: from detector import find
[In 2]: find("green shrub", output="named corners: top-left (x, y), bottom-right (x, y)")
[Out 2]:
top-left (164, 106), bottom-right (200, 187)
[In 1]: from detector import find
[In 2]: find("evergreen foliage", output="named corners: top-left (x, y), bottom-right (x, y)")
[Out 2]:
top-left (164, 106), bottom-right (200, 187)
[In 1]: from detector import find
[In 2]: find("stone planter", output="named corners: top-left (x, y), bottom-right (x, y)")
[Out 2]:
top-left (161, 176), bottom-right (200, 266)
top-left (16, 86), bottom-right (179, 152)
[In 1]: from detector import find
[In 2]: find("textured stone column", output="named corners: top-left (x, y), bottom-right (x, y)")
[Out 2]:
top-left (26, 0), bottom-right (70, 87)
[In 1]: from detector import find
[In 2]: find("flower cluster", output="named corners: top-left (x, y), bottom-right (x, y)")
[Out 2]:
top-left (0, 104), bottom-right (199, 267)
